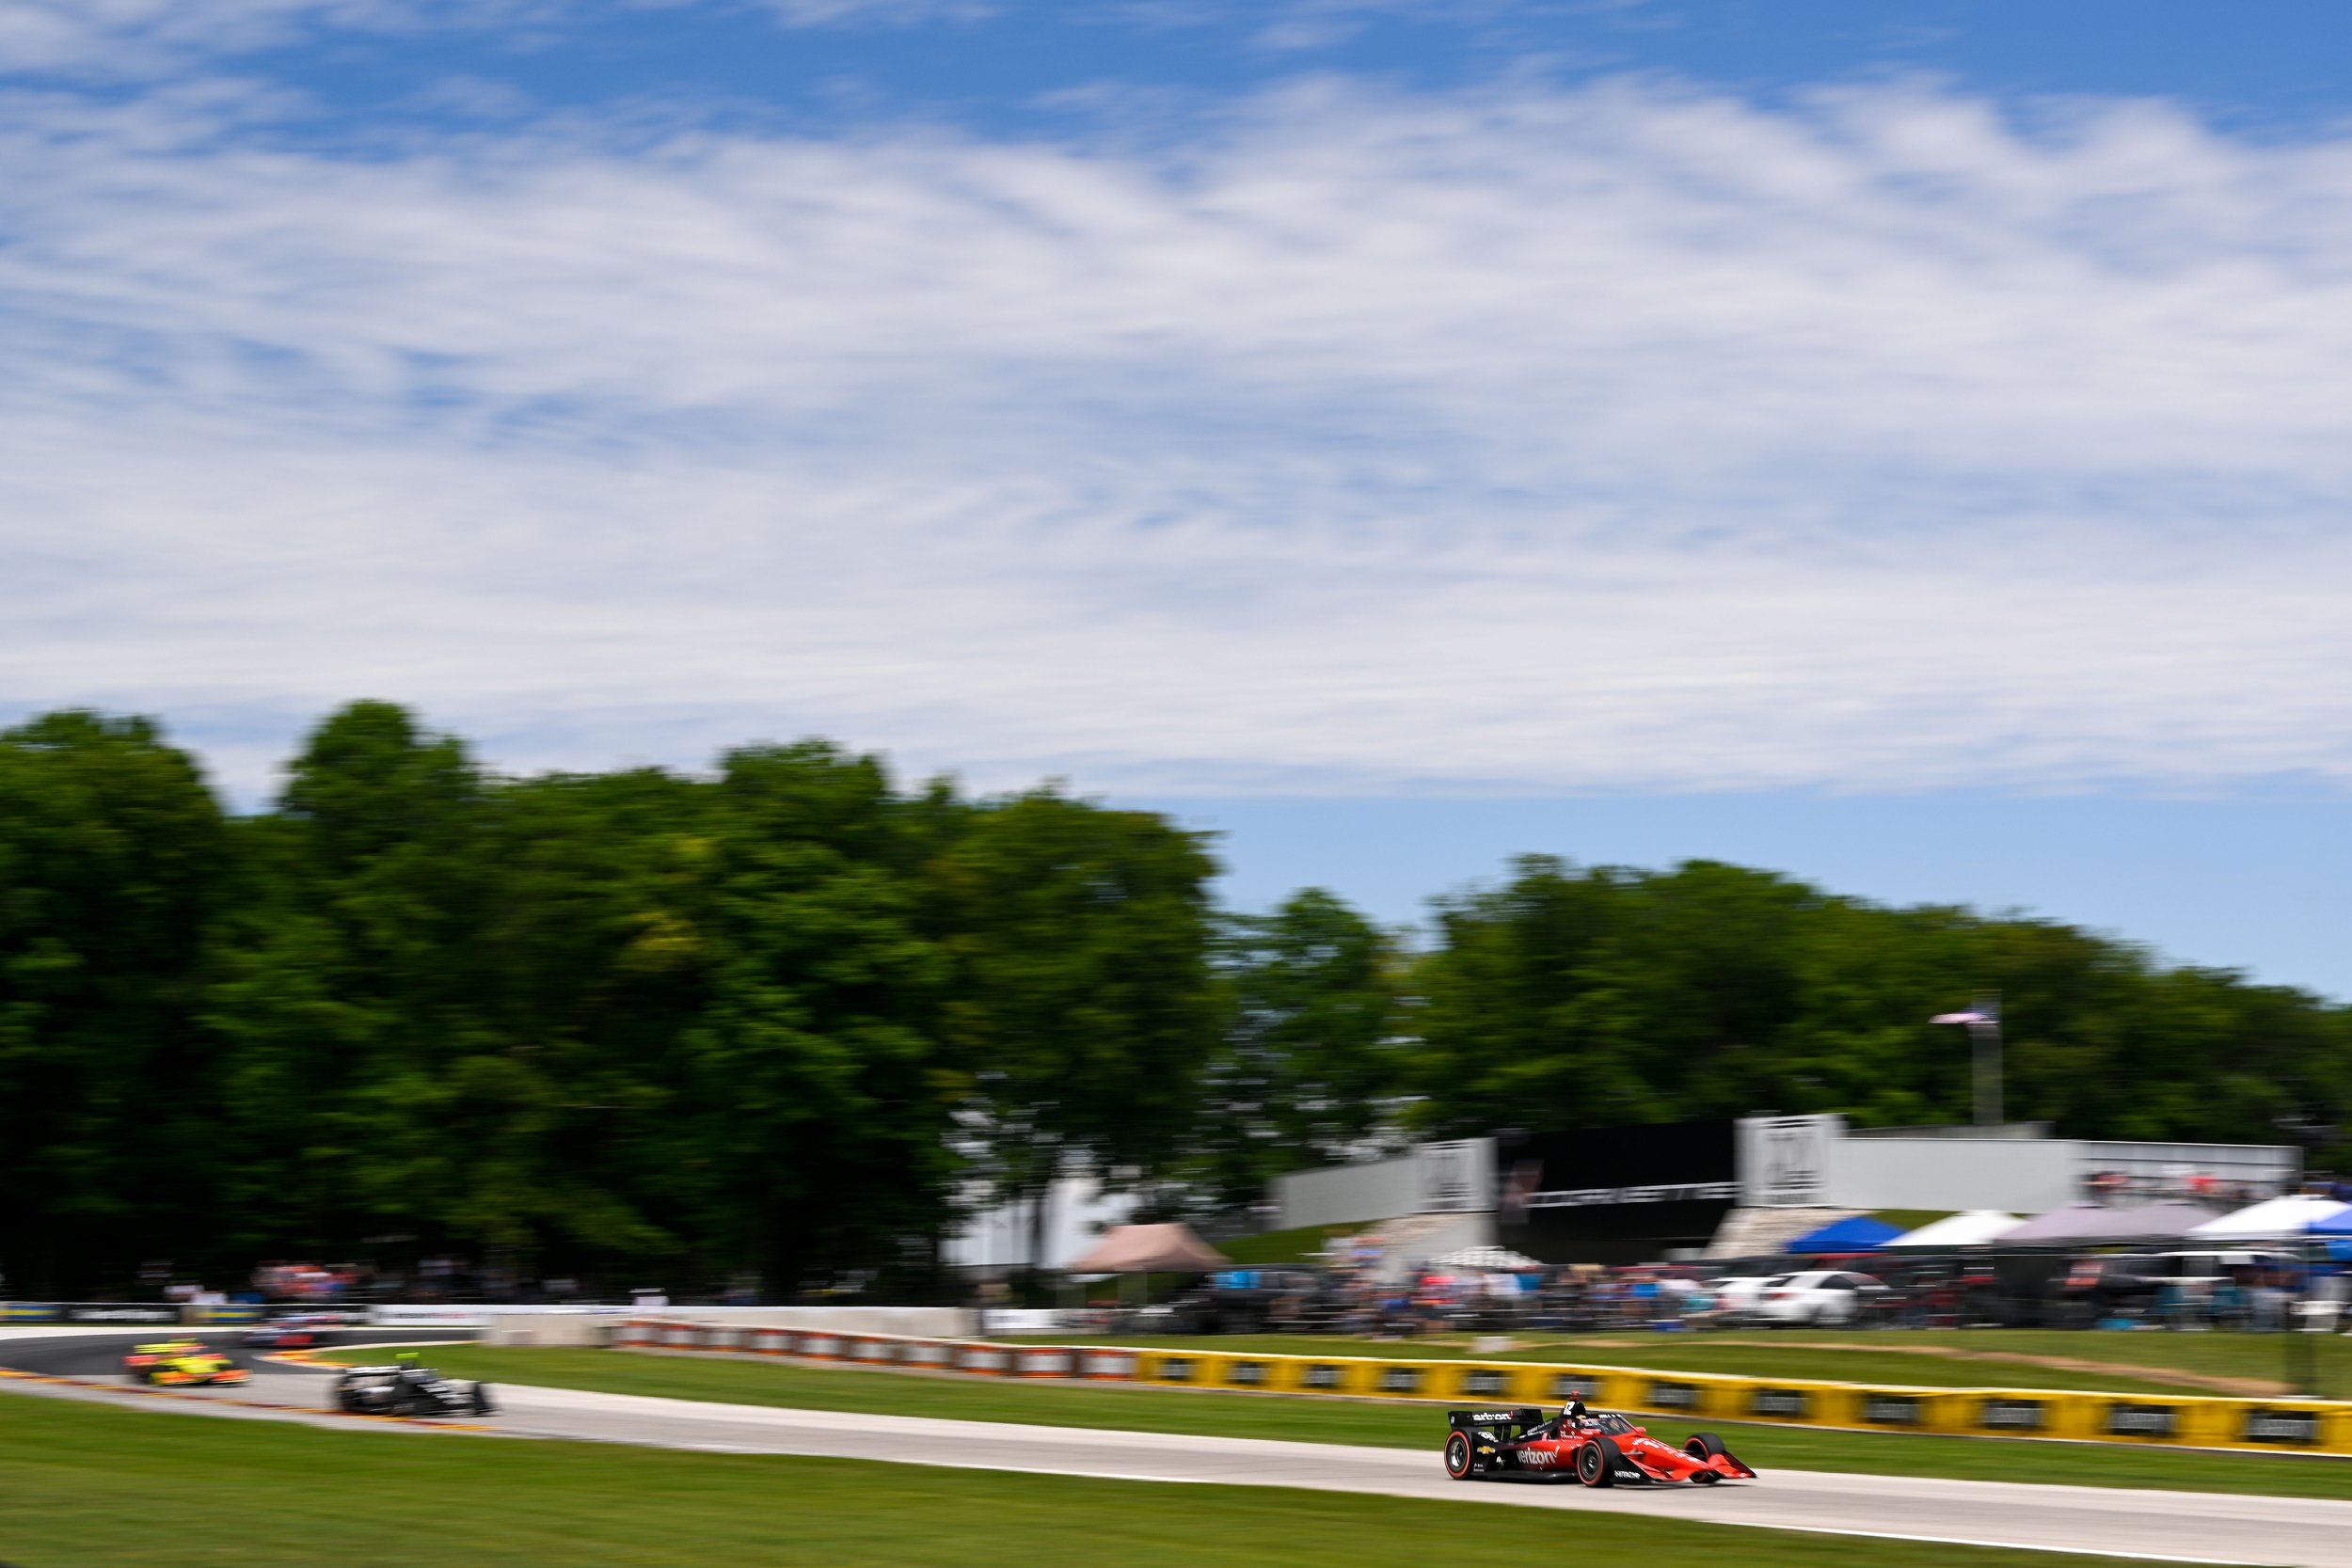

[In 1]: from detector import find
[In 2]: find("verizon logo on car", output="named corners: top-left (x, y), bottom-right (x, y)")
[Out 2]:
top-left (1519, 1449), bottom-right (1558, 1467)
top-left (1979, 1399), bottom-right (2045, 1431)
top-left (2106, 1404), bottom-right (2178, 1438)
top-left (2243, 1409), bottom-right (2320, 1445)
top-left (1751, 1388), bottom-right (1810, 1418)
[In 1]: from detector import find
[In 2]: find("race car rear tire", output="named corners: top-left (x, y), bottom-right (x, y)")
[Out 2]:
top-left (472, 1384), bottom-right (498, 1418)
top-left (1685, 1432), bottom-right (1728, 1461)
top-left (1577, 1438), bottom-right (1619, 1488)
top-left (1443, 1432), bottom-right (1473, 1481)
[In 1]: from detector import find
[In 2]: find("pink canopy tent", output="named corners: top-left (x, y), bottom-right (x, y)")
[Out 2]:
top-left (1065, 1223), bottom-right (1231, 1275)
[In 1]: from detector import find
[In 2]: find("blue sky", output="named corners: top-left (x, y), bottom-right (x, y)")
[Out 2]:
top-left (4, 1), bottom-right (2350, 995)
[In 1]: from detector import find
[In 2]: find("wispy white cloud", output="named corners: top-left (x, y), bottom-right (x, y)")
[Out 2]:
top-left (0, 0), bottom-right (990, 78)
top-left (5, 75), bottom-right (2352, 800)
top-left (0, 0), bottom-right (550, 77)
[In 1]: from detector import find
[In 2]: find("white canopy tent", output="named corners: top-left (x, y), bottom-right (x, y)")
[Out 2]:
top-left (2187, 1195), bottom-right (2352, 1241)
top-left (1884, 1211), bottom-right (2021, 1248)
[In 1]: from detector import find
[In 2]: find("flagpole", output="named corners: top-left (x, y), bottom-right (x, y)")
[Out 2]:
top-left (1972, 992), bottom-right (2001, 1128)
top-left (1931, 994), bottom-right (2003, 1128)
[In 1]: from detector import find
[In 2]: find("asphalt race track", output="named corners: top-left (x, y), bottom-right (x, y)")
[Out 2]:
top-left (7, 1329), bottom-right (2350, 1566)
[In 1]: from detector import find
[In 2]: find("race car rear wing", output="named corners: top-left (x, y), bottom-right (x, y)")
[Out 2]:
top-left (1447, 1407), bottom-right (1547, 1434)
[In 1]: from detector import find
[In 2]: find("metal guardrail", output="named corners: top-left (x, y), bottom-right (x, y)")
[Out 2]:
top-left (614, 1318), bottom-right (2352, 1456)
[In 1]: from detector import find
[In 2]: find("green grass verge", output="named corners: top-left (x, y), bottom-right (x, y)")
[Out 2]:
top-left (0, 1389), bottom-right (2118, 1568)
top-left (418, 1346), bottom-right (2352, 1502)
top-left (1002, 1329), bottom-right (2351, 1399)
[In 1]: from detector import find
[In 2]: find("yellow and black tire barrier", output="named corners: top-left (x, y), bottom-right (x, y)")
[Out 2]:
top-left (615, 1319), bottom-right (2352, 1457)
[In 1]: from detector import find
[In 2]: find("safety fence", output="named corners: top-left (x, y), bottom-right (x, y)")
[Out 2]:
top-left (616, 1318), bottom-right (2352, 1457)
top-left (0, 1302), bottom-right (264, 1325)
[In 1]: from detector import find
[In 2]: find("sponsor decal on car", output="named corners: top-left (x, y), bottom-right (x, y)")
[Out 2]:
top-left (2242, 1408), bottom-right (2320, 1446)
top-left (1467, 1411), bottom-right (1518, 1423)
top-left (1518, 1448), bottom-right (1558, 1466)
top-left (1750, 1387), bottom-right (1810, 1419)
top-left (2106, 1403), bottom-right (2179, 1439)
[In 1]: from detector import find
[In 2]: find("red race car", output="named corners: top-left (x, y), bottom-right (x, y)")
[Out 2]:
top-left (1442, 1400), bottom-right (1756, 1487)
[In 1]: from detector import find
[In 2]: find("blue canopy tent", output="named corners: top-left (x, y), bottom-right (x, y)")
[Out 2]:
top-left (1784, 1214), bottom-right (1904, 1253)
top-left (2307, 1203), bottom-right (2352, 1262)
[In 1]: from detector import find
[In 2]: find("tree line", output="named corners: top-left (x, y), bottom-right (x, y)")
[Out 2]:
top-left (3, 704), bottom-right (2346, 1298)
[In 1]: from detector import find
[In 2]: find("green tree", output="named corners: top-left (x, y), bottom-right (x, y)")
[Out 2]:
top-left (943, 790), bottom-right (1219, 1263)
top-left (676, 742), bottom-right (963, 1295)
top-left (206, 702), bottom-right (497, 1270)
top-left (1194, 890), bottom-right (1401, 1210)
top-left (0, 712), bottom-right (227, 1294)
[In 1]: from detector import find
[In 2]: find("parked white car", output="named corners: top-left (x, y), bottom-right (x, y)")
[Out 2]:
top-left (1705, 1274), bottom-right (1793, 1323)
top-left (1754, 1269), bottom-right (1885, 1326)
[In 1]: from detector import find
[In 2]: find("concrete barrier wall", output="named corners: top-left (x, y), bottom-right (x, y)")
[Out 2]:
top-left (612, 1319), bottom-right (2352, 1457)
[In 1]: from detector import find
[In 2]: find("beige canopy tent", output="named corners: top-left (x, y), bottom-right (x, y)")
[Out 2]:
top-left (1065, 1223), bottom-right (1231, 1275)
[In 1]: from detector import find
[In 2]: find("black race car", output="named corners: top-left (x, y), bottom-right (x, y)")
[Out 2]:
top-left (332, 1360), bottom-right (497, 1418)
top-left (1443, 1404), bottom-right (1755, 1486)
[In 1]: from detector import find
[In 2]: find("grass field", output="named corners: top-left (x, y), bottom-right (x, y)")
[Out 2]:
top-left (417, 1346), bottom-right (2352, 1502)
top-left (0, 1390), bottom-right (2127, 1568)
top-left (1000, 1328), bottom-right (2352, 1399)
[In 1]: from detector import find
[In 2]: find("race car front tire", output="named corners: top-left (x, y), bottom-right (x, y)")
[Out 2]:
top-left (1443, 1432), bottom-right (1473, 1480)
top-left (1685, 1432), bottom-right (1728, 1460)
top-left (1577, 1439), bottom-right (1619, 1488)
top-left (471, 1384), bottom-right (498, 1418)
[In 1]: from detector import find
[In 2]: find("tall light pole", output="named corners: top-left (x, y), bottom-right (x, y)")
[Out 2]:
top-left (1931, 993), bottom-right (2003, 1128)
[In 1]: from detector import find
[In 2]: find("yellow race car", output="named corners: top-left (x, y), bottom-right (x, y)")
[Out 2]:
top-left (122, 1339), bottom-right (249, 1387)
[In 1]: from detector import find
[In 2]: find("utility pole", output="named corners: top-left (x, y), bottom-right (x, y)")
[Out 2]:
top-left (1931, 993), bottom-right (2004, 1128)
